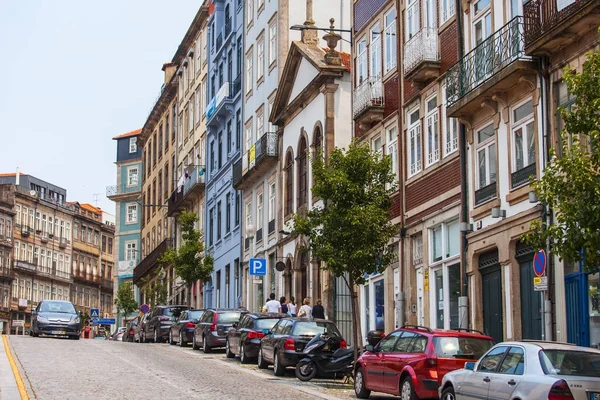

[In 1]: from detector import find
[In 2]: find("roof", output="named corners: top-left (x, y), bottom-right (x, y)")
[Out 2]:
top-left (505, 341), bottom-right (600, 352)
top-left (0, 173), bottom-right (17, 177)
top-left (112, 129), bottom-right (142, 140)
top-left (81, 203), bottom-right (102, 215)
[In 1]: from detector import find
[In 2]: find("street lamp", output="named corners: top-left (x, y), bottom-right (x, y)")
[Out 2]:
top-left (290, 22), bottom-right (353, 45)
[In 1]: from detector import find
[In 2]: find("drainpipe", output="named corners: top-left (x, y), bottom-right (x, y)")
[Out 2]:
top-left (454, 0), bottom-right (469, 330)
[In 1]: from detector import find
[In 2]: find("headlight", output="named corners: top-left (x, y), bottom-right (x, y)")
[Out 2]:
top-left (37, 315), bottom-right (48, 322)
top-left (72, 316), bottom-right (80, 324)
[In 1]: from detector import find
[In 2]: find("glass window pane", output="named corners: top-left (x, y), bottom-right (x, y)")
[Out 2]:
top-left (446, 220), bottom-right (460, 257)
top-left (448, 264), bottom-right (461, 329)
top-left (374, 279), bottom-right (385, 331)
top-left (514, 127), bottom-right (524, 170)
top-left (478, 149), bottom-right (487, 187)
top-left (499, 347), bottom-right (525, 375)
top-left (526, 122), bottom-right (535, 166)
top-left (478, 125), bottom-right (494, 143)
top-left (489, 144), bottom-right (496, 183)
top-left (378, 330), bottom-right (401, 353)
top-left (432, 226), bottom-right (443, 262)
top-left (435, 269), bottom-right (444, 328)
top-left (514, 101), bottom-right (533, 123)
top-left (394, 331), bottom-right (417, 352)
top-left (478, 346), bottom-right (509, 372)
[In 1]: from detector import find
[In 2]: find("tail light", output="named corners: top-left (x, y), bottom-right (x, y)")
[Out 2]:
top-left (284, 338), bottom-right (296, 351)
top-left (129, 329), bottom-right (134, 335)
top-left (185, 322), bottom-right (195, 329)
top-left (548, 380), bottom-right (574, 400)
top-left (339, 340), bottom-right (347, 349)
top-left (247, 331), bottom-right (266, 339)
top-left (210, 313), bottom-right (217, 332)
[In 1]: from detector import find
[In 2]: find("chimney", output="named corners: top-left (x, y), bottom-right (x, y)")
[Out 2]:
top-left (162, 62), bottom-right (177, 84)
top-left (15, 167), bottom-right (20, 186)
top-left (301, 0), bottom-right (318, 45)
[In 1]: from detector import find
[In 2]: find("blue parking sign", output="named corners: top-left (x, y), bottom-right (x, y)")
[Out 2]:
top-left (249, 258), bottom-right (266, 276)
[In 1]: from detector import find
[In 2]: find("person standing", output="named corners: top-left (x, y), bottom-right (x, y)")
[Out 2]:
top-left (265, 293), bottom-right (282, 313)
top-left (312, 299), bottom-right (325, 319)
top-left (288, 296), bottom-right (297, 317)
top-left (280, 297), bottom-right (288, 314)
top-left (297, 298), bottom-right (313, 319)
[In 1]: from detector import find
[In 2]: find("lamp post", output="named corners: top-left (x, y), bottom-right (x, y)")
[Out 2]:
top-left (245, 224), bottom-right (257, 312)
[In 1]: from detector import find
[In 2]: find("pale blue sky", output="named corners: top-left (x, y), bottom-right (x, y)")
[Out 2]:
top-left (0, 1), bottom-right (202, 213)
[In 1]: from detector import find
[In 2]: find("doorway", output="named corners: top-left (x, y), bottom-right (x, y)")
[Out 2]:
top-left (479, 249), bottom-right (504, 343)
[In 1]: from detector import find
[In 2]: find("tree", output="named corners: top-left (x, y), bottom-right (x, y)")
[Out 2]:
top-left (114, 281), bottom-right (138, 325)
top-left (160, 211), bottom-right (214, 307)
top-left (292, 140), bottom-right (399, 360)
top-left (139, 269), bottom-right (169, 307)
top-left (523, 44), bottom-right (600, 272)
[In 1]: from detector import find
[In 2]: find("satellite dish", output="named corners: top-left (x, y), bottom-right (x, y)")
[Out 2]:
top-left (275, 261), bottom-right (286, 272)
top-left (29, 190), bottom-right (37, 197)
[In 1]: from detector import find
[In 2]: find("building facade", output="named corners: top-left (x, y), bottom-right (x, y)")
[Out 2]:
top-left (107, 128), bottom-right (143, 325)
top-left (0, 184), bottom-right (15, 334)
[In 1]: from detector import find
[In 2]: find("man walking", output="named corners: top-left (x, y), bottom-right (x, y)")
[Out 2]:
top-left (312, 299), bottom-right (325, 319)
top-left (265, 293), bottom-right (282, 313)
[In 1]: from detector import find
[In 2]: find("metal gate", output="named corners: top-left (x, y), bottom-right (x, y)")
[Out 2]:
top-left (334, 275), bottom-right (353, 347)
top-left (566, 272), bottom-right (589, 347)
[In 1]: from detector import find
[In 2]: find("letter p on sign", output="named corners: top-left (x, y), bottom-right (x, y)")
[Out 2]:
top-left (249, 258), bottom-right (267, 276)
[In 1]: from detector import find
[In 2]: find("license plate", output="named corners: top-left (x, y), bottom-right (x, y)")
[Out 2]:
top-left (590, 393), bottom-right (600, 400)
top-left (51, 330), bottom-right (66, 335)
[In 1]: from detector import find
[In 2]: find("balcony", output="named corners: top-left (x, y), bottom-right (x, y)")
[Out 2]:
top-left (13, 260), bottom-right (37, 274)
top-left (0, 235), bottom-right (12, 248)
top-left (404, 27), bottom-right (441, 88)
top-left (511, 162), bottom-right (537, 189)
top-left (133, 238), bottom-right (173, 283)
top-left (101, 279), bottom-right (113, 291)
top-left (233, 132), bottom-right (279, 190)
top-left (446, 17), bottom-right (536, 118)
top-left (167, 165), bottom-right (206, 217)
top-left (106, 182), bottom-right (141, 200)
top-left (0, 266), bottom-right (14, 282)
top-left (475, 182), bottom-right (497, 206)
top-left (353, 77), bottom-right (384, 130)
top-left (524, 0), bottom-right (600, 55)
top-left (59, 237), bottom-right (69, 248)
top-left (206, 77), bottom-right (242, 127)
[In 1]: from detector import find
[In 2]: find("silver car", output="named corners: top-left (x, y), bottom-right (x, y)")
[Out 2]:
top-left (440, 341), bottom-right (600, 400)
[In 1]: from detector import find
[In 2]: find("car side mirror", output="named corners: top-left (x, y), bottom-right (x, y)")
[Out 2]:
top-left (262, 329), bottom-right (270, 335)
top-left (365, 344), bottom-right (375, 353)
top-left (465, 362), bottom-right (476, 371)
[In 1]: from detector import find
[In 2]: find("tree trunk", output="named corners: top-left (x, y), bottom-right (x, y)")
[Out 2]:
top-left (345, 273), bottom-right (363, 363)
top-left (188, 283), bottom-right (193, 309)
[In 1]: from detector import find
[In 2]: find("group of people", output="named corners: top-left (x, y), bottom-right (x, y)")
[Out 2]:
top-left (262, 293), bottom-right (326, 319)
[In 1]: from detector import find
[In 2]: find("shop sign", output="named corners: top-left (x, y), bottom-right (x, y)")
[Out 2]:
top-left (12, 320), bottom-right (24, 327)
top-left (424, 269), bottom-right (429, 291)
top-left (0, 311), bottom-right (10, 320)
top-left (534, 276), bottom-right (548, 292)
top-left (18, 298), bottom-right (28, 308)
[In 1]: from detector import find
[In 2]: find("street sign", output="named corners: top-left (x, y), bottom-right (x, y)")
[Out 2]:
top-left (249, 258), bottom-right (267, 276)
top-left (534, 276), bottom-right (548, 291)
top-left (11, 320), bottom-right (24, 327)
top-left (140, 304), bottom-right (150, 314)
top-left (533, 249), bottom-right (547, 277)
top-left (90, 308), bottom-right (100, 319)
top-left (91, 318), bottom-right (99, 325)
top-left (97, 318), bottom-right (116, 325)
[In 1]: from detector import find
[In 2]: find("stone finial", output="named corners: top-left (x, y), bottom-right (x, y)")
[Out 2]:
top-left (323, 18), bottom-right (342, 66)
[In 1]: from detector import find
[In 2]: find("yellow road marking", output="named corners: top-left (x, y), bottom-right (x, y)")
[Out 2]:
top-left (2, 335), bottom-right (29, 400)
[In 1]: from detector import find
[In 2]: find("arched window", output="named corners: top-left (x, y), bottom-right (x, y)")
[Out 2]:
top-left (298, 137), bottom-right (308, 207)
top-left (285, 152), bottom-right (294, 215)
top-left (312, 127), bottom-right (322, 186)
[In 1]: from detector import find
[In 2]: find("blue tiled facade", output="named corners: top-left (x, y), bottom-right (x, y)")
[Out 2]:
top-left (204, 0), bottom-right (244, 309)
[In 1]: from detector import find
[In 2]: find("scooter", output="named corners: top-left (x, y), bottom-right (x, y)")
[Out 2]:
top-left (295, 333), bottom-right (354, 382)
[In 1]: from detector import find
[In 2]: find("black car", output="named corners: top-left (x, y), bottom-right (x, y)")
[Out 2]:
top-left (225, 312), bottom-right (287, 363)
top-left (144, 305), bottom-right (187, 343)
top-left (169, 309), bottom-right (205, 347)
top-left (30, 300), bottom-right (81, 339)
top-left (258, 318), bottom-right (345, 376)
top-left (193, 308), bottom-right (248, 353)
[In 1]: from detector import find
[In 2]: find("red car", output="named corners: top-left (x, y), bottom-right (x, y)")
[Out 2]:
top-left (354, 325), bottom-right (494, 399)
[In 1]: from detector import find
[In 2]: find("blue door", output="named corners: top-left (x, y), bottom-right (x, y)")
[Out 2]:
top-left (565, 272), bottom-right (589, 347)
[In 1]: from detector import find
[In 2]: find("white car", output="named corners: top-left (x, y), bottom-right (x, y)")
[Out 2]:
top-left (439, 341), bottom-right (600, 400)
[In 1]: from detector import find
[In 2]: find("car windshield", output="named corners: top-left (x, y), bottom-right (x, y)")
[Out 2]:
top-left (539, 349), bottom-right (600, 377)
top-left (188, 311), bottom-right (204, 320)
top-left (254, 318), bottom-right (281, 331)
top-left (217, 312), bottom-right (241, 324)
top-left (292, 321), bottom-right (341, 337)
top-left (40, 301), bottom-right (76, 314)
top-left (433, 337), bottom-right (494, 360)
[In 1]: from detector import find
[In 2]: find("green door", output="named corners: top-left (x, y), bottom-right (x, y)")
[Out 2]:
top-left (520, 260), bottom-right (542, 340)
top-left (482, 266), bottom-right (504, 343)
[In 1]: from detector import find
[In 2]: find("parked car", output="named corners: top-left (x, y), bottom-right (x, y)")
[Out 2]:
top-left (109, 327), bottom-right (126, 341)
top-left (258, 318), bottom-right (346, 376)
top-left (144, 305), bottom-right (187, 343)
top-left (225, 312), bottom-right (287, 363)
top-left (354, 325), bottom-right (494, 399)
top-left (440, 341), bottom-right (600, 400)
top-left (122, 318), bottom-right (138, 342)
top-left (30, 300), bottom-right (81, 340)
top-left (134, 313), bottom-right (150, 343)
top-left (193, 308), bottom-right (248, 353)
top-left (169, 309), bottom-right (205, 347)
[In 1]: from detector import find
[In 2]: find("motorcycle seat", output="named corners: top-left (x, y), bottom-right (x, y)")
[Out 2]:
top-left (332, 348), bottom-right (354, 358)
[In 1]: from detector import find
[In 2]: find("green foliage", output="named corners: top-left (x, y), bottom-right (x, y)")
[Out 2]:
top-left (114, 281), bottom-right (138, 318)
top-left (523, 46), bottom-right (600, 272)
top-left (138, 269), bottom-right (169, 307)
top-left (159, 211), bottom-right (214, 303)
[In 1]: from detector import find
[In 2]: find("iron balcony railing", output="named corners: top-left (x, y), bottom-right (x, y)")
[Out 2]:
top-left (133, 238), bottom-right (173, 283)
top-left (0, 266), bottom-right (14, 281)
top-left (106, 183), bottom-right (141, 197)
top-left (353, 76), bottom-right (384, 118)
top-left (511, 162), bottom-right (536, 189)
top-left (232, 158), bottom-right (243, 188)
top-left (475, 182), bottom-right (497, 205)
top-left (446, 17), bottom-right (525, 108)
top-left (404, 27), bottom-right (440, 74)
top-left (247, 132), bottom-right (278, 170)
top-left (168, 165), bottom-right (206, 216)
top-left (523, 0), bottom-right (594, 46)
top-left (206, 77), bottom-right (242, 121)
top-left (13, 260), bottom-right (36, 273)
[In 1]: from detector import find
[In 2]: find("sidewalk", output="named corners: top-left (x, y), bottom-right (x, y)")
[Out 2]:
top-left (0, 335), bottom-right (26, 400)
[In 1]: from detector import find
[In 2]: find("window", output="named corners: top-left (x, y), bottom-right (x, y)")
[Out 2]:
top-left (430, 219), bottom-right (459, 263)
top-left (235, 192), bottom-right (241, 226)
top-left (126, 203), bottom-right (138, 224)
top-left (129, 137), bottom-right (137, 153)
top-left (257, 0), bottom-right (264, 11)
top-left (442, 83), bottom-right (458, 156)
top-left (125, 241), bottom-right (136, 261)
top-left (406, 0), bottom-right (419, 40)
top-left (257, 192), bottom-right (264, 230)
top-left (476, 124), bottom-right (496, 189)
top-left (195, 88), bottom-right (201, 123)
top-left (227, 120), bottom-right (233, 154)
top-left (285, 152), bottom-right (294, 215)
top-left (384, 8), bottom-right (397, 72)
top-left (356, 37), bottom-right (367, 85)
top-left (246, 50), bottom-right (253, 94)
top-left (127, 167), bottom-right (139, 187)
top-left (387, 126), bottom-right (399, 183)
top-left (218, 132), bottom-right (223, 168)
top-left (441, 0), bottom-right (455, 23)
top-left (108, 237), bottom-right (113, 254)
top-left (412, 234), bottom-right (423, 265)
top-left (257, 36), bottom-right (265, 81)
top-left (247, 0), bottom-right (254, 26)
top-left (370, 24), bottom-right (381, 78)
top-left (226, 193), bottom-right (231, 233)
top-left (298, 138), bottom-right (308, 207)
top-left (499, 347), bottom-right (525, 375)
top-left (209, 208), bottom-right (214, 246)
top-left (478, 346), bottom-right (508, 372)
top-left (408, 108), bottom-right (422, 176)
top-left (512, 100), bottom-right (535, 172)
top-left (268, 21), bottom-right (277, 66)
top-left (424, 0), bottom-right (436, 28)
top-left (426, 96), bottom-right (439, 166)
top-left (268, 182), bottom-right (275, 222)
top-left (372, 136), bottom-right (383, 157)
top-left (245, 120), bottom-right (253, 153)
top-left (256, 108), bottom-right (264, 136)
top-left (472, 0), bottom-right (492, 80)
top-left (217, 201), bottom-right (222, 240)
top-left (245, 201), bottom-right (252, 230)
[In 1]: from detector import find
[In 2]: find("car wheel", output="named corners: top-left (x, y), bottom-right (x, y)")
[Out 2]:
top-left (240, 344), bottom-right (248, 364)
top-left (354, 368), bottom-right (371, 399)
top-left (169, 330), bottom-right (175, 345)
top-left (192, 334), bottom-right (200, 350)
top-left (273, 352), bottom-right (285, 377)
top-left (225, 339), bottom-right (235, 358)
top-left (295, 360), bottom-right (317, 381)
top-left (441, 386), bottom-right (456, 400)
top-left (179, 331), bottom-right (186, 347)
top-left (400, 376), bottom-right (417, 400)
top-left (154, 329), bottom-right (160, 343)
top-left (202, 336), bottom-right (211, 353)
top-left (257, 347), bottom-right (268, 369)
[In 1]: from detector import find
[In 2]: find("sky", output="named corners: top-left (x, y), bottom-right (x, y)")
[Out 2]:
top-left (0, 1), bottom-right (203, 214)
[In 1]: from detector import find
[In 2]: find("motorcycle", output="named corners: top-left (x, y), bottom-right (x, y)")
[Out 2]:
top-left (295, 333), bottom-right (354, 382)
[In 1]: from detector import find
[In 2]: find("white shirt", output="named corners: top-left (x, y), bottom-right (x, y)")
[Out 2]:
top-left (299, 304), bottom-right (312, 319)
top-left (265, 300), bottom-right (281, 313)
top-left (288, 303), bottom-right (297, 315)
